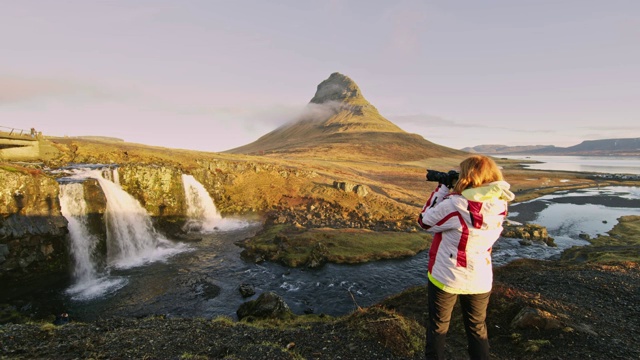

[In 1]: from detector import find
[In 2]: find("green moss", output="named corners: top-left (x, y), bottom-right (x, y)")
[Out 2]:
top-left (524, 339), bottom-right (551, 352)
top-left (211, 316), bottom-right (235, 326)
top-left (0, 164), bottom-right (20, 172)
top-left (242, 225), bottom-right (430, 267)
top-left (344, 307), bottom-right (425, 357)
top-left (40, 323), bottom-right (57, 333)
top-left (561, 216), bottom-right (640, 263)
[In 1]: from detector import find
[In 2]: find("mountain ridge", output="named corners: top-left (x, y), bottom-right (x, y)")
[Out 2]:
top-left (462, 138), bottom-right (640, 156)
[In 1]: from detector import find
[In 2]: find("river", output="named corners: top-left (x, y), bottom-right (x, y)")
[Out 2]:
top-left (49, 185), bottom-right (640, 323)
top-left (3, 160), bottom-right (640, 323)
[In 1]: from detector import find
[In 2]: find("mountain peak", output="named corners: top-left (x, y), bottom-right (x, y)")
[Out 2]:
top-left (303, 73), bottom-right (401, 133)
top-left (225, 73), bottom-right (467, 161)
top-left (310, 72), bottom-right (363, 104)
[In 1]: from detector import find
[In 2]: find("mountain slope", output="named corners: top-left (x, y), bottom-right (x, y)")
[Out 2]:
top-left (226, 72), bottom-right (466, 161)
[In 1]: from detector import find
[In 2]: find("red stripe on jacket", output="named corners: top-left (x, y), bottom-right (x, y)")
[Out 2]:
top-left (431, 211), bottom-right (469, 268)
top-left (467, 201), bottom-right (484, 229)
top-left (428, 233), bottom-right (442, 273)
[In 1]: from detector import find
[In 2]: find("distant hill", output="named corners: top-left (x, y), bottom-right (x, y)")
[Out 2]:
top-left (463, 138), bottom-right (640, 156)
top-left (226, 72), bottom-right (467, 161)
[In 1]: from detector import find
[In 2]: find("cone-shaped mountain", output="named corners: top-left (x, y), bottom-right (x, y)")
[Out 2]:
top-left (226, 72), bottom-right (466, 161)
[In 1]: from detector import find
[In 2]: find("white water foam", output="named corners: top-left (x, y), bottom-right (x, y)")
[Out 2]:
top-left (181, 174), bottom-right (251, 232)
top-left (58, 167), bottom-right (188, 300)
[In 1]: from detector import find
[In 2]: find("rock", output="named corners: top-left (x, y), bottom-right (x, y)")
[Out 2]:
top-left (0, 244), bottom-right (9, 263)
top-left (236, 292), bottom-right (293, 321)
top-left (511, 307), bottom-right (563, 330)
top-left (502, 223), bottom-right (555, 246)
top-left (186, 275), bottom-right (221, 299)
top-left (354, 185), bottom-right (368, 197)
top-left (239, 283), bottom-right (256, 298)
top-left (53, 313), bottom-right (70, 326)
top-left (307, 242), bottom-right (329, 269)
top-left (333, 181), bottom-right (368, 197)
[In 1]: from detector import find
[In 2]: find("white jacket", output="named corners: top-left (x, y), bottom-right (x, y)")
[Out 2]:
top-left (418, 182), bottom-right (515, 294)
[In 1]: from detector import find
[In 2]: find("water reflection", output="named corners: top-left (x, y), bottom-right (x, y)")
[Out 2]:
top-left (502, 155), bottom-right (640, 175)
top-left (498, 186), bottom-right (640, 266)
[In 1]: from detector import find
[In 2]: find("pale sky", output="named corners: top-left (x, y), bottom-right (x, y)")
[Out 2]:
top-left (1, 0), bottom-right (638, 152)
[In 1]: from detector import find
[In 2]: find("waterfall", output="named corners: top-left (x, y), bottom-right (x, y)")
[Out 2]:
top-left (59, 180), bottom-right (126, 300)
top-left (181, 174), bottom-right (222, 232)
top-left (59, 183), bottom-right (100, 283)
top-left (57, 167), bottom-right (187, 299)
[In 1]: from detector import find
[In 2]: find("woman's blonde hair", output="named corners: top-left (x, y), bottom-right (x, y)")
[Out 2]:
top-left (453, 155), bottom-right (504, 193)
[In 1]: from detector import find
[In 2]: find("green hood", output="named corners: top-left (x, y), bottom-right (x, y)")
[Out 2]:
top-left (461, 181), bottom-right (515, 202)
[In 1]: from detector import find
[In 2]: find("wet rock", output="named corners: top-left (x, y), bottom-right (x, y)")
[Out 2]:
top-left (579, 233), bottom-right (591, 240)
top-left (237, 291), bottom-right (293, 321)
top-left (53, 313), bottom-right (70, 326)
top-left (307, 242), bottom-right (329, 269)
top-left (239, 283), bottom-right (256, 298)
top-left (186, 275), bottom-right (221, 299)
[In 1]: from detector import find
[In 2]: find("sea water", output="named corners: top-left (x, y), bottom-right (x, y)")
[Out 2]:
top-left (501, 155), bottom-right (640, 175)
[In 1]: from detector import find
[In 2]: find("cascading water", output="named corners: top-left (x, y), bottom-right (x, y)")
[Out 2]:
top-left (180, 174), bottom-right (249, 231)
top-left (94, 172), bottom-right (161, 266)
top-left (59, 179), bottom-right (127, 300)
top-left (59, 183), bottom-right (100, 283)
top-left (57, 166), bottom-right (187, 300)
top-left (182, 174), bottom-right (222, 232)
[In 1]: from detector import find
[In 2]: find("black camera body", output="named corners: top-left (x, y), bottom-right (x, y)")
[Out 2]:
top-left (426, 169), bottom-right (460, 189)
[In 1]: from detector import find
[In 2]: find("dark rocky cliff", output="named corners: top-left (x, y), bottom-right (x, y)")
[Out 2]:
top-left (0, 160), bottom-right (331, 283)
top-left (0, 166), bottom-right (69, 284)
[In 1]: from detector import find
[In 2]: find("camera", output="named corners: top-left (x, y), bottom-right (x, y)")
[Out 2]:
top-left (426, 169), bottom-right (459, 189)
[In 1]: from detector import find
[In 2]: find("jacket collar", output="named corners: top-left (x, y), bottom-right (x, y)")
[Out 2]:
top-left (461, 181), bottom-right (515, 202)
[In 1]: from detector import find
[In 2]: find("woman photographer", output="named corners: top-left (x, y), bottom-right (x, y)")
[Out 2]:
top-left (418, 155), bottom-right (515, 359)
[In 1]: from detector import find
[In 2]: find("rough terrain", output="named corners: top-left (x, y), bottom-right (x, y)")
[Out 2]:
top-left (1, 259), bottom-right (638, 360)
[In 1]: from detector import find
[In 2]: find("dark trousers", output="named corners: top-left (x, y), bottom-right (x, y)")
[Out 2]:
top-left (426, 280), bottom-right (491, 360)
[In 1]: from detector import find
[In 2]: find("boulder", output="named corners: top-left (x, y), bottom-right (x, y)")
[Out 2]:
top-left (511, 307), bottom-right (563, 330)
top-left (502, 223), bottom-right (556, 247)
top-left (333, 181), bottom-right (368, 197)
top-left (236, 291), bottom-right (293, 321)
top-left (239, 283), bottom-right (256, 298)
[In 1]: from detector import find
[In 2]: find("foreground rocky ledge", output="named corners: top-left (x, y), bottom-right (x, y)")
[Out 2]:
top-left (1, 259), bottom-right (638, 360)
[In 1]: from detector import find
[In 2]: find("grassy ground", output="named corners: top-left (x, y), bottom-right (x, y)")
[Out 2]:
top-left (561, 215), bottom-right (640, 263)
top-left (240, 225), bottom-right (431, 267)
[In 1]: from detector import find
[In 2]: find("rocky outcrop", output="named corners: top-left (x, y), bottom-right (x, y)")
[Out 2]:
top-left (118, 165), bottom-right (188, 235)
top-left (118, 165), bottom-right (185, 217)
top-left (191, 159), bottom-right (319, 214)
top-left (0, 166), bottom-right (69, 282)
top-left (502, 223), bottom-right (556, 247)
top-left (333, 181), bottom-right (368, 197)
